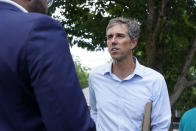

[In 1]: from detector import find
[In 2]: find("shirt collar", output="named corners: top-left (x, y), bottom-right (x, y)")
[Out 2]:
top-left (0, 0), bottom-right (28, 13)
top-left (103, 57), bottom-right (144, 78)
top-left (102, 62), bottom-right (112, 75)
top-left (132, 57), bottom-right (144, 78)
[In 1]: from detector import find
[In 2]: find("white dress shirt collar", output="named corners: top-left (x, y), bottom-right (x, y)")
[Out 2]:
top-left (0, 0), bottom-right (28, 13)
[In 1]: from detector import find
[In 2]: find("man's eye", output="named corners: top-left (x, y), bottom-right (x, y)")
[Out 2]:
top-left (107, 35), bottom-right (113, 39)
top-left (118, 35), bottom-right (124, 38)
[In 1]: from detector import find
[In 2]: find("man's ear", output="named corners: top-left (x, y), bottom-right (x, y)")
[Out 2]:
top-left (130, 38), bottom-right (138, 50)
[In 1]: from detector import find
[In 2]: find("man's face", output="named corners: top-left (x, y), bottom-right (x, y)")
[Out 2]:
top-left (28, 0), bottom-right (48, 14)
top-left (106, 24), bottom-right (133, 61)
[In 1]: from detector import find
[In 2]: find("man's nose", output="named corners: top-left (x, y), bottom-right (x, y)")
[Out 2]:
top-left (112, 41), bottom-right (117, 46)
top-left (111, 37), bottom-right (117, 45)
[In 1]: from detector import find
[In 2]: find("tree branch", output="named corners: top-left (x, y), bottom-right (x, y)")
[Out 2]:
top-left (152, 0), bottom-right (170, 41)
top-left (186, 79), bottom-right (196, 87)
top-left (144, 0), bottom-right (171, 67)
top-left (170, 34), bottom-right (196, 107)
top-left (160, 0), bottom-right (170, 16)
top-left (170, 76), bottom-right (187, 107)
top-left (181, 35), bottom-right (196, 76)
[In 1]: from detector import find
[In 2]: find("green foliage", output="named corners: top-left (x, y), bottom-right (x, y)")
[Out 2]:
top-left (74, 58), bottom-right (89, 89)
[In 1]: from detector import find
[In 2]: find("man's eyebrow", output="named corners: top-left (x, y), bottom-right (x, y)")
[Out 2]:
top-left (107, 33), bottom-right (125, 35)
top-left (116, 33), bottom-right (126, 35)
top-left (106, 34), bottom-right (113, 37)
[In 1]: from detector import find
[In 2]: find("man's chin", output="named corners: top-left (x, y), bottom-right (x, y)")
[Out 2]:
top-left (111, 56), bottom-right (120, 61)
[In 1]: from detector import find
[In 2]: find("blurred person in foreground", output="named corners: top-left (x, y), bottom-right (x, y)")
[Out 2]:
top-left (179, 107), bottom-right (196, 131)
top-left (89, 17), bottom-right (171, 131)
top-left (0, 0), bottom-right (96, 130)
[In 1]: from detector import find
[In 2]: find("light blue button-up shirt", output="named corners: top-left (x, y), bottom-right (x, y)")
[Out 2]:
top-left (89, 57), bottom-right (171, 131)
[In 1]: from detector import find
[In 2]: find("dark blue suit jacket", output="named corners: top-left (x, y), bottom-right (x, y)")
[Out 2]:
top-left (0, 2), bottom-right (95, 131)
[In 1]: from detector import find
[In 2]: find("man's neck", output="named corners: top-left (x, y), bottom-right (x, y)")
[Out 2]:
top-left (112, 56), bottom-right (136, 80)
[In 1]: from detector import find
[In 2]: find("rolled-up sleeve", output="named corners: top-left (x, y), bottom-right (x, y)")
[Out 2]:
top-left (151, 77), bottom-right (171, 131)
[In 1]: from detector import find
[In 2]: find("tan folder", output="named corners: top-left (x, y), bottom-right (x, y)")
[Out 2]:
top-left (141, 102), bottom-right (152, 131)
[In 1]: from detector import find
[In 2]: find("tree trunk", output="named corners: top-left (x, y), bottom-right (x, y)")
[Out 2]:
top-left (170, 35), bottom-right (196, 108)
top-left (145, 0), bottom-right (169, 69)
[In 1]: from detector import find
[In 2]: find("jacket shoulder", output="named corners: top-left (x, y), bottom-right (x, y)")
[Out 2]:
top-left (26, 13), bottom-right (62, 28)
